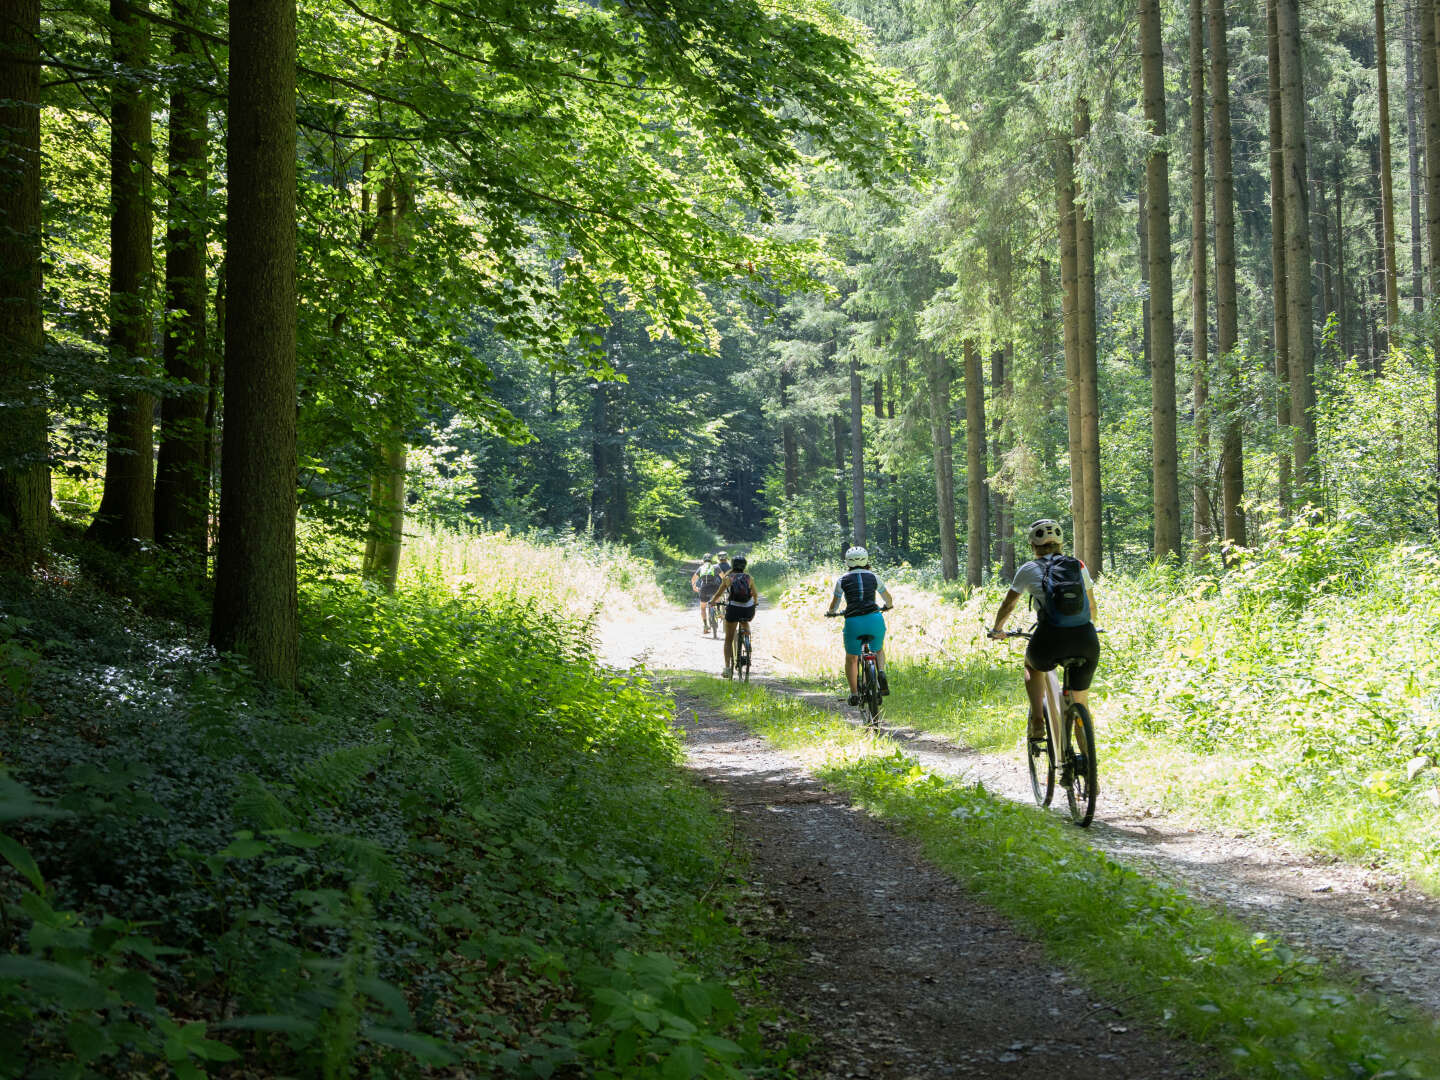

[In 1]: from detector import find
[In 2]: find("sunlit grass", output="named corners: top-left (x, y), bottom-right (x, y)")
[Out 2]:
top-left (401, 524), bottom-right (667, 619)
top-left (689, 679), bottom-right (1440, 1080)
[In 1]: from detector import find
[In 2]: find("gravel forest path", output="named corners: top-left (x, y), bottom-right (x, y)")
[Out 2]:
top-left (599, 599), bottom-right (1440, 1077)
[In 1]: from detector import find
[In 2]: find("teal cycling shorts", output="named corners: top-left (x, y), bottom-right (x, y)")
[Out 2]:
top-left (841, 611), bottom-right (886, 656)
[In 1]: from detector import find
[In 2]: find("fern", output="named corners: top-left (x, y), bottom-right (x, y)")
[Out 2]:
top-left (295, 745), bottom-right (386, 807)
top-left (323, 833), bottom-right (402, 896)
top-left (233, 774), bottom-right (293, 830)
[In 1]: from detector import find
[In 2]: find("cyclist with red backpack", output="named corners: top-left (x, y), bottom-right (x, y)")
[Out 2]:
top-left (714, 555), bottom-right (759, 679)
top-left (987, 519), bottom-right (1099, 739)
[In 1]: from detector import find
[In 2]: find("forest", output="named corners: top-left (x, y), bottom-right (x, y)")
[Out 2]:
top-left (6, 0), bottom-right (1440, 1076)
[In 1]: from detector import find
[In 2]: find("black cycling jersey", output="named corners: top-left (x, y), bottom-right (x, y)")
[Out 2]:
top-left (836, 569), bottom-right (881, 617)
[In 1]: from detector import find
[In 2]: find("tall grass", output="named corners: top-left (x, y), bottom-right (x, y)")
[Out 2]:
top-left (403, 525), bottom-right (667, 619)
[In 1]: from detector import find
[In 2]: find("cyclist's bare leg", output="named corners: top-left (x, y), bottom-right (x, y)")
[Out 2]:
top-left (1023, 664), bottom-right (1047, 734)
top-left (874, 647), bottom-right (886, 671)
top-left (722, 620), bottom-right (738, 671)
top-left (844, 654), bottom-right (859, 695)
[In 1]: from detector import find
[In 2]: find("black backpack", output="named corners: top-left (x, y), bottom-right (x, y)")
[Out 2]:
top-left (727, 572), bottom-right (753, 604)
top-left (1037, 554), bottom-right (1089, 627)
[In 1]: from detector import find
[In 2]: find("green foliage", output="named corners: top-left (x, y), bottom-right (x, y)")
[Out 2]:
top-left (0, 534), bottom-right (780, 1076)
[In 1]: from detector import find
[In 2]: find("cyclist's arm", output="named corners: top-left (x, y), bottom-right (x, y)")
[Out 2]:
top-left (825, 580), bottom-right (842, 616)
top-left (878, 584), bottom-right (894, 608)
top-left (990, 589), bottom-right (1023, 637)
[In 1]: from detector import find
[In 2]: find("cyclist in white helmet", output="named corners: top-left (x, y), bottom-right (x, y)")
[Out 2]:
top-left (987, 518), bottom-right (1099, 739)
top-left (824, 545), bottom-right (895, 705)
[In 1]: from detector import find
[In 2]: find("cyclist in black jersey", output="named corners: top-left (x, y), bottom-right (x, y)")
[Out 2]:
top-left (824, 546), bottom-right (895, 705)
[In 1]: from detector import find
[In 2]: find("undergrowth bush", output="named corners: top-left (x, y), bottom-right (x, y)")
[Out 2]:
top-left (0, 536), bottom-right (780, 1077)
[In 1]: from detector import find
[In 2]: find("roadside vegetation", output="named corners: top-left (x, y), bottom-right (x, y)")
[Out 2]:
top-left (687, 679), bottom-right (1440, 1080)
top-left (0, 529), bottom-right (796, 1078)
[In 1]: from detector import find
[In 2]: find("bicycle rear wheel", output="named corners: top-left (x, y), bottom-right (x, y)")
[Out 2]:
top-left (1063, 703), bottom-right (1098, 827)
top-left (738, 630), bottom-right (751, 681)
top-left (861, 658), bottom-right (881, 727)
top-left (1027, 703), bottom-right (1055, 807)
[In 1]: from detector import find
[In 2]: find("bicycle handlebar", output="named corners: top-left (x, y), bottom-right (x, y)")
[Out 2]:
top-left (826, 605), bottom-right (892, 618)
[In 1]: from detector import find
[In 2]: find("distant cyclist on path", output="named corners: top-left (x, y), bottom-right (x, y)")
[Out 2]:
top-left (825, 546), bottom-right (894, 705)
top-left (691, 552), bottom-right (721, 632)
top-left (987, 519), bottom-right (1099, 739)
top-left (714, 555), bottom-right (758, 678)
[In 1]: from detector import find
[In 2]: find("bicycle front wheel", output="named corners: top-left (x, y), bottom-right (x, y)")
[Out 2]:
top-left (1063, 703), bottom-right (1098, 827)
top-left (1027, 703), bottom-right (1055, 807)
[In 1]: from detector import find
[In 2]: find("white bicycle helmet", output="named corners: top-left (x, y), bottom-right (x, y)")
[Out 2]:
top-left (844, 545), bottom-right (869, 568)
top-left (1027, 519), bottom-right (1063, 547)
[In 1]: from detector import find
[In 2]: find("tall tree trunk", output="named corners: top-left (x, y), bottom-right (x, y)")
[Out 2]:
top-left (0, 0), bottom-right (48, 561)
top-left (1378, 0), bottom-right (1402, 331)
top-left (1141, 0), bottom-right (1181, 559)
top-left (1316, 177), bottom-right (1334, 335)
top-left (831, 414), bottom-right (850, 544)
top-left (780, 368), bottom-right (798, 499)
top-left (1276, 0), bottom-right (1318, 490)
top-left (154, 4), bottom-right (210, 561)
top-left (1057, 134), bottom-right (1086, 557)
top-left (1191, 0), bottom-right (1212, 559)
top-left (1419, 0), bottom-right (1440, 526)
top-left (999, 342), bottom-right (1016, 579)
top-left (1268, 0), bottom-right (1293, 517)
top-left (963, 339), bottom-right (986, 587)
top-left (886, 372), bottom-right (899, 548)
top-left (926, 345), bottom-right (958, 581)
top-left (849, 352), bottom-right (866, 546)
top-left (210, 0), bottom-right (298, 686)
top-left (1075, 105), bottom-right (1103, 572)
top-left (1406, 0), bottom-right (1425, 312)
top-left (89, 0), bottom-right (156, 548)
top-left (1372, 140), bottom-right (1388, 372)
top-left (989, 345), bottom-right (1009, 572)
top-left (1210, 0), bottom-right (1245, 550)
top-left (1138, 189), bottom-right (1153, 375)
top-left (1038, 258), bottom-right (1060, 471)
top-left (1335, 162), bottom-right (1349, 359)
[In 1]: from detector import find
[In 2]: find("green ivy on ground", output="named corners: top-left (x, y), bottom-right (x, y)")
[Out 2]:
top-left (0, 539), bottom-right (797, 1078)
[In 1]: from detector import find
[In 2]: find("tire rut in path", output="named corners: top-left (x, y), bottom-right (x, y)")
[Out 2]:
top-left (674, 690), bottom-right (1221, 1079)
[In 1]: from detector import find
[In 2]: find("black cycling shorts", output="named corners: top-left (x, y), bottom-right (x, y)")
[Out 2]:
top-left (698, 585), bottom-right (719, 601)
top-left (1025, 622), bottom-right (1100, 691)
top-left (725, 604), bottom-right (755, 624)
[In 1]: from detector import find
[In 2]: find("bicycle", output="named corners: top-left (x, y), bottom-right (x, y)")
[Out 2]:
top-left (730, 621), bottom-right (752, 682)
top-left (996, 627), bottom-right (1098, 827)
top-left (703, 598), bottom-right (720, 638)
top-left (826, 605), bottom-right (891, 728)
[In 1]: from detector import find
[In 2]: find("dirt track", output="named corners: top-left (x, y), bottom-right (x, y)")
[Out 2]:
top-left (598, 598), bottom-right (1440, 1077)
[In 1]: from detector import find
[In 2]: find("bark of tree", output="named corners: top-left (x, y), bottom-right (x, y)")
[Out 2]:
top-left (1190, 0), bottom-right (1211, 559)
top-left (1075, 106), bottom-right (1103, 573)
top-left (1276, 0), bottom-right (1318, 490)
top-left (361, 176), bottom-right (411, 590)
top-left (154, 4), bottom-right (210, 560)
top-left (1057, 133), bottom-right (1086, 557)
top-left (1406, 0), bottom-right (1425, 312)
top-left (1377, 0), bottom-right (1401, 331)
top-left (989, 345), bottom-right (1010, 574)
top-left (849, 352), bottom-right (866, 546)
top-left (926, 345), bottom-right (958, 581)
top-left (89, 0), bottom-right (156, 548)
top-left (0, 0), bottom-right (48, 561)
top-left (1335, 162), bottom-right (1349, 359)
top-left (1210, 0), bottom-right (1244, 550)
top-left (885, 372), bottom-right (899, 549)
top-left (1138, 189), bottom-right (1152, 375)
top-left (1141, 0), bottom-right (1181, 559)
top-left (1268, 0), bottom-right (1292, 517)
top-left (998, 342), bottom-right (1016, 579)
top-left (1371, 141), bottom-right (1388, 371)
top-left (963, 339), bottom-right (986, 587)
top-left (209, 0), bottom-right (298, 686)
top-left (1419, 0), bottom-right (1440, 527)
top-left (831, 414), bottom-right (851, 544)
top-left (780, 368), bottom-right (798, 499)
